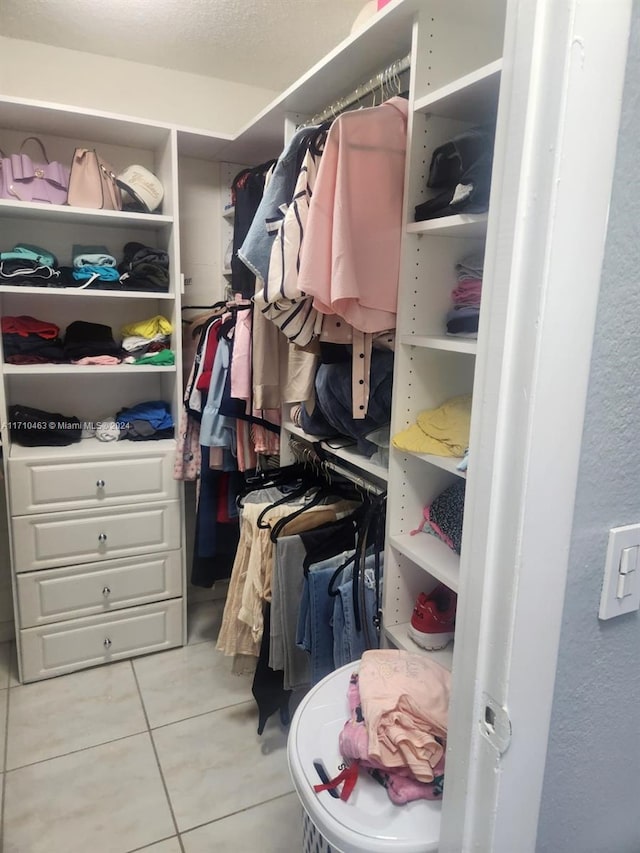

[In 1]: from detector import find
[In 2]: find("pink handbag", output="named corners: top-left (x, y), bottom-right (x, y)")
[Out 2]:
top-left (66, 148), bottom-right (122, 211)
top-left (0, 137), bottom-right (69, 205)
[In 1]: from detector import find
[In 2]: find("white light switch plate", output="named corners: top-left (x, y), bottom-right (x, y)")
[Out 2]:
top-left (599, 524), bottom-right (640, 620)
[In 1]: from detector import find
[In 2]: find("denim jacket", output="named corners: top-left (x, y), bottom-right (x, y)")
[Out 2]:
top-left (238, 125), bottom-right (317, 284)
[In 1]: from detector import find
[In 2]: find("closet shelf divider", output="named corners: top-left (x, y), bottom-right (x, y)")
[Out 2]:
top-left (389, 532), bottom-right (460, 592)
top-left (3, 365), bottom-right (177, 375)
top-left (400, 334), bottom-right (478, 354)
top-left (0, 286), bottom-right (175, 300)
top-left (413, 58), bottom-right (503, 120)
top-left (0, 198), bottom-right (174, 229)
top-left (395, 448), bottom-right (467, 479)
top-left (406, 215), bottom-right (489, 238)
top-left (384, 622), bottom-right (454, 670)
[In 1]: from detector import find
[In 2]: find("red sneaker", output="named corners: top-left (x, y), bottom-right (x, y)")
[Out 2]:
top-left (408, 584), bottom-right (457, 651)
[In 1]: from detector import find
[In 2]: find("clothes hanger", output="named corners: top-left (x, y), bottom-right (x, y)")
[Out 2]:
top-left (267, 480), bottom-right (360, 542)
top-left (255, 480), bottom-right (317, 529)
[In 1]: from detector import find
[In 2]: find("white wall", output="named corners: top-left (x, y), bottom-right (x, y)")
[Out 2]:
top-left (536, 7), bottom-right (640, 852)
top-left (0, 37), bottom-right (278, 134)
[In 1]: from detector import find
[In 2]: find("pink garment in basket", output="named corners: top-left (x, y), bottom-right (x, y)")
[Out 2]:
top-left (358, 649), bottom-right (450, 783)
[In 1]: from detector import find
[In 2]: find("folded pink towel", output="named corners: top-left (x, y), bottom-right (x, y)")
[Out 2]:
top-left (72, 355), bottom-right (121, 365)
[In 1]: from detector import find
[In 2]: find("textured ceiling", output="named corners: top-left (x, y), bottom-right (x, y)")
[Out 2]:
top-left (0, 0), bottom-right (368, 91)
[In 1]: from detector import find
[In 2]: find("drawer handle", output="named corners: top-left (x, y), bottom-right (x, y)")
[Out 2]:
top-left (102, 586), bottom-right (111, 597)
top-left (104, 637), bottom-right (112, 649)
top-left (98, 533), bottom-right (107, 543)
top-left (96, 479), bottom-right (106, 489)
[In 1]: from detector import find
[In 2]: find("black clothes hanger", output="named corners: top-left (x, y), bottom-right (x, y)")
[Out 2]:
top-left (255, 481), bottom-right (315, 529)
top-left (181, 301), bottom-right (227, 311)
top-left (327, 552), bottom-right (358, 597)
top-left (268, 482), bottom-right (355, 542)
top-left (241, 463), bottom-right (305, 494)
top-left (351, 492), bottom-right (386, 637)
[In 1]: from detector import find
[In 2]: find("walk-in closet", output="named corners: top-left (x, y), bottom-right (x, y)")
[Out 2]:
top-left (0, 0), bottom-right (638, 851)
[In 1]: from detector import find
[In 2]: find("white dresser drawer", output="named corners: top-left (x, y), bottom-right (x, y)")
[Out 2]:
top-left (17, 550), bottom-right (183, 627)
top-left (9, 451), bottom-right (178, 514)
top-left (19, 598), bottom-right (183, 682)
top-left (12, 500), bottom-right (181, 572)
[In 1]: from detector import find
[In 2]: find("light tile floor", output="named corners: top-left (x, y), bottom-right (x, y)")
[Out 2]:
top-left (0, 600), bottom-right (304, 853)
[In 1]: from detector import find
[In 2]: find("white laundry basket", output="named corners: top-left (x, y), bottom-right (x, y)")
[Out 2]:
top-left (287, 662), bottom-right (441, 853)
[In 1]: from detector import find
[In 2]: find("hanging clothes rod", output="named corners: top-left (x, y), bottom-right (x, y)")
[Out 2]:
top-left (289, 436), bottom-right (386, 495)
top-left (302, 52), bottom-right (411, 127)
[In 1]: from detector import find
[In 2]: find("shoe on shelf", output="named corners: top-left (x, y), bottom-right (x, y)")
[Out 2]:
top-left (408, 583), bottom-right (457, 651)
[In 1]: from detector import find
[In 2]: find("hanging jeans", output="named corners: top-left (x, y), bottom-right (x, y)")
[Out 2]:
top-left (296, 551), bottom-right (354, 686)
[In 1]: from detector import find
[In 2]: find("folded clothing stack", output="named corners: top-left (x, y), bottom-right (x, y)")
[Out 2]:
top-left (0, 244), bottom-right (60, 287)
top-left (63, 320), bottom-right (123, 364)
top-left (412, 479), bottom-right (466, 554)
top-left (446, 250), bottom-right (484, 337)
top-left (8, 404), bottom-right (82, 447)
top-left (118, 242), bottom-right (170, 292)
top-left (2, 315), bottom-right (66, 364)
top-left (115, 400), bottom-right (174, 441)
top-left (121, 314), bottom-right (174, 365)
top-left (391, 393), bottom-right (471, 457)
top-left (70, 243), bottom-right (120, 287)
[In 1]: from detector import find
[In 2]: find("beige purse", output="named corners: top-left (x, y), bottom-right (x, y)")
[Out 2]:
top-left (66, 148), bottom-right (122, 210)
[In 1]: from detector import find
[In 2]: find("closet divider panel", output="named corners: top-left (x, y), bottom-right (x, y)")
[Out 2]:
top-left (381, 16), bottom-right (507, 846)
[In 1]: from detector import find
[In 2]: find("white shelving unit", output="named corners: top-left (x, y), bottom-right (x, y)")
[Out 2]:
top-left (0, 101), bottom-right (188, 682)
top-left (381, 5), bottom-right (504, 704)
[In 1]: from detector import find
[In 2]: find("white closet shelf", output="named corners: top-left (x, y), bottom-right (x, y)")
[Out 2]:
top-left (384, 622), bottom-right (454, 670)
top-left (218, 0), bottom-right (421, 162)
top-left (222, 268), bottom-right (233, 276)
top-left (398, 449), bottom-right (467, 479)
top-left (389, 532), bottom-right (460, 591)
top-left (0, 95), bottom-right (173, 147)
top-left (0, 198), bottom-right (173, 229)
top-left (283, 420), bottom-right (388, 482)
top-left (0, 285), bottom-right (174, 300)
top-left (175, 126), bottom-right (234, 160)
top-left (414, 59), bottom-right (502, 121)
top-left (3, 365), bottom-right (176, 375)
top-left (9, 437), bottom-right (177, 460)
top-left (400, 334), bottom-right (478, 354)
top-left (222, 205), bottom-right (235, 220)
top-left (406, 215), bottom-right (488, 238)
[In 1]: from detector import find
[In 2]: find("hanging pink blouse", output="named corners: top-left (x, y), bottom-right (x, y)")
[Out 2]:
top-left (298, 97), bottom-right (408, 334)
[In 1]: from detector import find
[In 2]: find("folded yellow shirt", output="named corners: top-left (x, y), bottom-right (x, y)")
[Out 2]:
top-left (121, 315), bottom-right (173, 338)
top-left (392, 394), bottom-right (472, 456)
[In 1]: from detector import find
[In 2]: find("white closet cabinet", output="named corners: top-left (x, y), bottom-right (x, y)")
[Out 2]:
top-left (0, 101), bottom-right (187, 682)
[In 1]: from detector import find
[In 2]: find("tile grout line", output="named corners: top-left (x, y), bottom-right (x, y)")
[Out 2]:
top-left (4, 728), bottom-right (150, 773)
top-left (178, 789), bottom-right (298, 838)
top-left (130, 659), bottom-right (187, 853)
top-left (125, 833), bottom-right (181, 853)
top-left (1, 681), bottom-right (10, 853)
top-left (149, 696), bottom-right (256, 733)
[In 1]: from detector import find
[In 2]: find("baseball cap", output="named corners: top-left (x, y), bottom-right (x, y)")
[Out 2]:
top-left (116, 165), bottom-right (164, 213)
